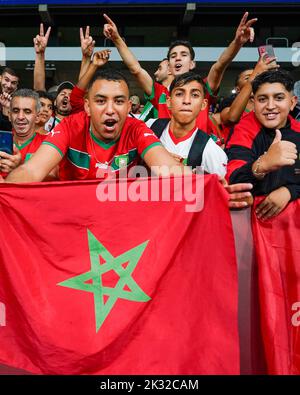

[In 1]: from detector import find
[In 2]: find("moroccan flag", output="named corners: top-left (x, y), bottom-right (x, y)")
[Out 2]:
top-left (0, 175), bottom-right (239, 374)
top-left (252, 197), bottom-right (300, 374)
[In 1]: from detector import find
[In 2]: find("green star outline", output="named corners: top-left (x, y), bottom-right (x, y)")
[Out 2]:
top-left (57, 229), bottom-right (151, 332)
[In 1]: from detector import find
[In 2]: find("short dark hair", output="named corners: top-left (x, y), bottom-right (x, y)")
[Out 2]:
top-left (169, 71), bottom-right (205, 95)
top-left (252, 69), bottom-right (294, 95)
top-left (88, 69), bottom-right (129, 91)
top-left (11, 88), bottom-right (41, 112)
top-left (167, 40), bottom-right (195, 61)
top-left (36, 90), bottom-right (54, 106)
top-left (1, 67), bottom-right (19, 78)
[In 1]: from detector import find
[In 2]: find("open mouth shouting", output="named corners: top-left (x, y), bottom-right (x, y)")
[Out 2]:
top-left (103, 118), bottom-right (118, 132)
top-left (174, 63), bottom-right (183, 73)
top-left (62, 97), bottom-right (69, 107)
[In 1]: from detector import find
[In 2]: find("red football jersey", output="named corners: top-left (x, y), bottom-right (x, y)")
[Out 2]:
top-left (43, 111), bottom-right (161, 180)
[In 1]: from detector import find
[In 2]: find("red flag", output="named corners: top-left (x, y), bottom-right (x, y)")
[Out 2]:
top-left (252, 197), bottom-right (300, 374)
top-left (0, 175), bottom-right (239, 374)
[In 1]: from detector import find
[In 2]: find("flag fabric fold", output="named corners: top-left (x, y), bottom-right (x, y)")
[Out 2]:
top-left (0, 175), bottom-right (239, 374)
top-left (252, 197), bottom-right (300, 374)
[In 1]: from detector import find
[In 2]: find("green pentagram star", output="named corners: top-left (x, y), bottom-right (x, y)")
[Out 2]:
top-left (57, 229), bottom-right (151, 332)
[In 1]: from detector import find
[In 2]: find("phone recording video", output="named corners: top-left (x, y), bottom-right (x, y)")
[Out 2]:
top-left (258, 45), bottom-right (277, 65)
top-left (0, 131), bottom-right (13, 155)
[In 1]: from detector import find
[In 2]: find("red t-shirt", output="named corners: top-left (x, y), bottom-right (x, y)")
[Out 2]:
top-left (43, 111), bottom-right (161, 180)
top-left (1, 133), bottom-right (45, 179)
top-left (70, 85), bottom-right (85, 114)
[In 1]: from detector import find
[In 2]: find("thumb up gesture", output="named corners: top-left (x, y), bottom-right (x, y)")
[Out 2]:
top-left (262, 129), bottom-right (297, 173)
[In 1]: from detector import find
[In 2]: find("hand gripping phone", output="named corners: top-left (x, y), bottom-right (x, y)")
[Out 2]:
top-left (258, 45), bottom-right (277, 65)
top-left (0, 130), bottom-right (13, 155)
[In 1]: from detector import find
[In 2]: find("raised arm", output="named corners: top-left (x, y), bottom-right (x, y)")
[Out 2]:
top-left (103, 14), bottom-right (153, 96)
top-left (79, 26), bottom-right (95, 81)
top-left (70, 50), bottom-right (111, 113)
top-left (33, 23), bottom-right (51, 91)
top-left (77, 49), bottom-right (111, 91)
top-left (207, 12), bottom-right (257, 93)
top-left (221, 54), bottom-right (278, 125)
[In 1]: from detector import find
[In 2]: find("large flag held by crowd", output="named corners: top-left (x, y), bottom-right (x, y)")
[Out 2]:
top-left (252, 198), bottom-right (300, 375)
top-left (0, 175), bottom-right (240, 374)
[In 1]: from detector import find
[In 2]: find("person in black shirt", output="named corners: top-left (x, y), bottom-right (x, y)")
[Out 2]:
top-left (226, 69), bottom-right (299, 220)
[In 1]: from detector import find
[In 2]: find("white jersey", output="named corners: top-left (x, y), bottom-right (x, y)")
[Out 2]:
top-left (44, 116), bottom-right (61, 132)
top-left (146, 119), bottom-right (227, 177)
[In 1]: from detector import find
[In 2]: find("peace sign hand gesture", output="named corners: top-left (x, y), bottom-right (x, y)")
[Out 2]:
top-left (235, 12), bottom-right (257, 46)
top-left (80, 26), bottom-right (95, 58)
top-left (33, 23), bottom-right (51, 54)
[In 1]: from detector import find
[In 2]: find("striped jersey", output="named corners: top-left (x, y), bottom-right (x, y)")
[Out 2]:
top-left (43, 111), bottom-right (161, 180)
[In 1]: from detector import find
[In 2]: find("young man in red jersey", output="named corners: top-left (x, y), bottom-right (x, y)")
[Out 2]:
top-left (226, 69), bottom-right (300, 219)
top-left (5, 68), bottom-right (253, 209)
top-left (103, 12), bottom-right (256, 138)
top-left (5, 69), bottom-right (184, 182)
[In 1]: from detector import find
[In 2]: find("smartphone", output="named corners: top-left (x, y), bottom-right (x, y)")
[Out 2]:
top-left (0, 131), bottom-right (13, 155)
top-left (258, 45), bottom-right (277, 65)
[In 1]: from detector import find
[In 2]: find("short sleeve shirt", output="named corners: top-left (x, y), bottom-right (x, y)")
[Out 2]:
top-left (43, 111), bottom-right (161, 180)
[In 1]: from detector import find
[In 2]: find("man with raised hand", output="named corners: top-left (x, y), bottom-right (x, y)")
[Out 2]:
top-left (154, 58), bottom-right (173, 88)
top-left (33, 23), bottom-right (74, 132)
top-left (103, 12), bottom-right (256, 134)
top-left (33, 23), bottom-right (51, 92)
top-left (5, 68), bottom-right (184, 182)
top-left (3, 64), bottom-right (252, 209)
top-left (0, 67), bottom-right (20, 131)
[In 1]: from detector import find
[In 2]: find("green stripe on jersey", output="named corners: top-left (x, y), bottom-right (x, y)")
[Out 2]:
top-left (42, 142), bottom-right (64, 158)
top-left (15, 133), bottom-right (36, 150)
top-left (67, 147), bottom-right (90, 170)
top-left (158, 93), bottom-right (167, 104)
top-left (24, 153), bottom-right (33, 162)
top-left (144, 83), bottom-right (155, 101)
top-left (90, 130), bottom-right (117, 149)
top-left (141, 142), bottom-right (162, 159)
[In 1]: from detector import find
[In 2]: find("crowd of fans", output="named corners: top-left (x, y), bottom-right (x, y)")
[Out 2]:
top-left (0, 11), bottom-right (299, 218)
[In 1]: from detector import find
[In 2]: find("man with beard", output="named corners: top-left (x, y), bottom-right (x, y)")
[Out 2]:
top-left (4, 69), bottom-right (253, 210)
top-left (44, 81), bottom-right (74, 132)
top-left (154, 58), bottom-right (173, 88)
top-left (0, 67), bottom-right (19, 130)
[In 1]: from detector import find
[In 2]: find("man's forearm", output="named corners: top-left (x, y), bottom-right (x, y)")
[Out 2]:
top-left (77, 63), bottom-right (98, 91)
top-left (286, 184), bottom-right (300, 201)
top-left (5, 164), bottom-right (38, 183)
top-left (79, 56), bottom-right (91, 82)
top-left (207, 39), bottom-right (242, 92)
top-left (221, 81), bottom-right (252, 125)
top-left (34, 52), bottom-right (46, 91)
top-left (113, 36), bottom-right (153, 96)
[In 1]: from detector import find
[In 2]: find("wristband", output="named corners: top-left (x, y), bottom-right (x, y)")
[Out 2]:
top-left (253, 155), bottom-right (266, 178)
